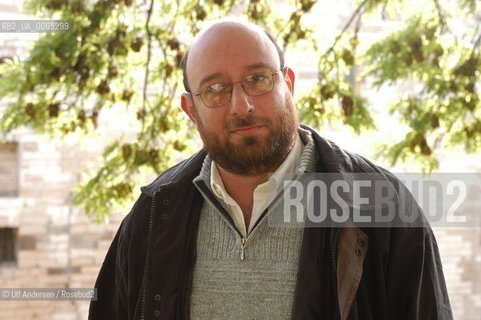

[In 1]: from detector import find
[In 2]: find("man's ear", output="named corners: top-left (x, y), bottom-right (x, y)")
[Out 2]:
top-left (181, 93), bottom-right (198, 126)
top-left (283, 67), bottom-right (295, 95)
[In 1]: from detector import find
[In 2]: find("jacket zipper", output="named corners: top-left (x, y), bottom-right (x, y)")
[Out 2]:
top-left (180, 191), bottom-right (203, 320)
top-left (200, 181), bottom-right (289, 262)
top-left (331, 228), bottom-right (341, 272)
top-left (139, 191), bottom-right (157, 320)
top-left (331, 227), bottom-right (341, 320)
top-left (240, 237), bottom-right (247, 261)
top-left (239, 207), bottom-right (269, 261)
top-left (196, 182), bottom-right (247, 260)
top-left (196, 181), bottom-right (283, 261)
top-left (241, 185), bottom-right (293, 261)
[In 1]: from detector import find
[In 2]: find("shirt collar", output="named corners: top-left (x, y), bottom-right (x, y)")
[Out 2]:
top-left (210, 134), bottom-right (304, 202)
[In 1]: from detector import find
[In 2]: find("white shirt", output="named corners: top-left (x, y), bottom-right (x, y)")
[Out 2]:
top-left (210, 135), bottom-right (304, 236)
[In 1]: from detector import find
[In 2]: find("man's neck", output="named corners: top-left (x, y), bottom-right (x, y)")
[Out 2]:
top-left (215, 164), bottom-right (275, 228)
top-left (213, 134), bottom-right (299, 227)
top-left (216, 165), bottom-right (271, 194)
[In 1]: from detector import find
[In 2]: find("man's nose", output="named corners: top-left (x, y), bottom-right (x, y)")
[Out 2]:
top-left (229, 83), bottom-right (255, 115)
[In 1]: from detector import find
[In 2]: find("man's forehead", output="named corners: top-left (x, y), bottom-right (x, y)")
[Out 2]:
top-left (186, 20), bottom-right (280, 84)
top-left (191, 19), bottom-right (266, 47)
top-left (189, 22), bottom-right (270, 58)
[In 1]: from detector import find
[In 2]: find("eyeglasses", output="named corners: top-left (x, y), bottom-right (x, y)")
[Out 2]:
top-left (191, 70), bottom-right (282, 108)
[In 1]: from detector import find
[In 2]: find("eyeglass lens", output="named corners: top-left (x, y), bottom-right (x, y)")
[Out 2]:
top-left (200, 72), bottom-right (276, 108)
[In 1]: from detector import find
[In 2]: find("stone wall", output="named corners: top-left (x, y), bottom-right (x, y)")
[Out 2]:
top-left (0, 129), bottom-right (124, 320)
top-left (0, 142), bottom-right (18, 196)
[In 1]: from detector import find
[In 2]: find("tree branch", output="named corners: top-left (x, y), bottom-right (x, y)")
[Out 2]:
top-left (138, 0), bottom-right (155, 143)
top-left (317, 0), bottom-right (366, 78)
top-left (320, 0), bottom-right (367, 60)
top-left (474, 34), bottom-right (481, 50)
top-left (432, 0), bottom-right (447, 30)
top-left (142, 0), bottom-right (155, 111)
top-left (381, 0), bottom-right (389, 21)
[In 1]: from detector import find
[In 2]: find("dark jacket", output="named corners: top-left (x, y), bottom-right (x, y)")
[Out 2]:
top-left (89, 126), bottom-right (453, 320)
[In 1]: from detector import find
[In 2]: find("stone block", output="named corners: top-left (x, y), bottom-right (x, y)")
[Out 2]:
top-left (70, 257), bottom-right (94, 267)
top-left (70, 234), bottom-right (100, 249)
top-left (18, 235), bottom-right (37, 250)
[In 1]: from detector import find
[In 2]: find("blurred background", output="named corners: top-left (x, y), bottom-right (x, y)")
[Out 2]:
top-left (0, 0), bottom-right (480, 318)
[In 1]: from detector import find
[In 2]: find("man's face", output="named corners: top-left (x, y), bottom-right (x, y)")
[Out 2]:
top-left (181, 22), bottom-right (299, 176)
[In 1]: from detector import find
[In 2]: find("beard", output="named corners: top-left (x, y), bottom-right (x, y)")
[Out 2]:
top-left (194, 94), bottom-right (299, 176)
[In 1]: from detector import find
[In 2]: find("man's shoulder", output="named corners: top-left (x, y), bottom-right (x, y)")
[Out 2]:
top-left (117, 149), bottom-right (206, 238)
top-left (305, 125), bottom-right (406, 207)
top-left (140, 149), bottom-right (207, 196)
top-left (303, 125), bottom-right (393, 176)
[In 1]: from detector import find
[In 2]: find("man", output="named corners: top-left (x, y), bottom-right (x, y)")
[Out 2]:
top-left (89, 18), bottom-right (453, 319)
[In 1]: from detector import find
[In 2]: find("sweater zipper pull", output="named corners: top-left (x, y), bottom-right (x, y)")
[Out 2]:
top-left (240, 237), bottom-right (247, 261)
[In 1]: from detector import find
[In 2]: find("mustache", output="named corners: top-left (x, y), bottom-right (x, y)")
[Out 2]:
top-left (227, 115), bottom-right (271, 130)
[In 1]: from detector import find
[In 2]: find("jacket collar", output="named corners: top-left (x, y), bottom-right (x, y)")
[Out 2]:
top-left (140, 149), bottom-right (207, 197)
top-left (302, 124), bottom-right (400, 209)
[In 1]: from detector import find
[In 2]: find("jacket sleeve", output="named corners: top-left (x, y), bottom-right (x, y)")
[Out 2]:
top-left (350, 174), bottom-right (454, 319)
top-left (383, 225), bottom-right (453, 320)
top-left (384, 182), bottom-right (453, 320)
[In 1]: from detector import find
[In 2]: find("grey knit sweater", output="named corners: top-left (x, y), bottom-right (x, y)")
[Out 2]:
top-left (190, 129), bottom-right (318, 320)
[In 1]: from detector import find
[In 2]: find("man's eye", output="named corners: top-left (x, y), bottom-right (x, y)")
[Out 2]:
top-left (207, 83), bottom-right (229, 93)
top-left (247, 73), bottom-right (268, 83)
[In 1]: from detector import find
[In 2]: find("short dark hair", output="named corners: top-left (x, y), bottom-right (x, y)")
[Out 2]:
top-left (180, 29), bottom-right (285, 93)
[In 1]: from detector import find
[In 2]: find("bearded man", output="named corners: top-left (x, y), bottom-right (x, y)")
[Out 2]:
top-left (89, 18), bottom-right (452, 320)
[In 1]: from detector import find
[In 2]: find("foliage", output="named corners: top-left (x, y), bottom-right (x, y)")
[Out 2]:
top-left (363, 4), bottom-right (481, 171)
top-left (0, 0), bottom-right (479, 221)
